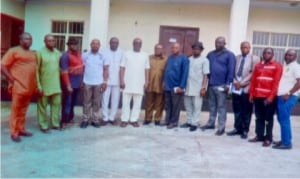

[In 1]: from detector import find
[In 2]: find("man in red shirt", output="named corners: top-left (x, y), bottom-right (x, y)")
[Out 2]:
top-left (249, 47), bottom-right (283, 147)
top-left (60, 37), bottom-right (84, 129)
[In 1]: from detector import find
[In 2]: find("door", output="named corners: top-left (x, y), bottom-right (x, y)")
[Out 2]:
top-left (159, 26), bottom-right (199, 57)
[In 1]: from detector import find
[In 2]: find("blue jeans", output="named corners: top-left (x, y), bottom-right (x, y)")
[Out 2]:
top-left (277, 95), bottom-right (298, 146)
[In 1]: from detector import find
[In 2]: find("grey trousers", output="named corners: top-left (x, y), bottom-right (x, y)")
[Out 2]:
top-left (184, 95), bottom-right (203, 126)
top-left (206, 86), bottom-right (227, 130)
top-left (82, 84), bottom-right (102, 123)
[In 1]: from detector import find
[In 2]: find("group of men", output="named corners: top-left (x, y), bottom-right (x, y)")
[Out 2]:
top-left (1, 32), bottom-right (300, 150)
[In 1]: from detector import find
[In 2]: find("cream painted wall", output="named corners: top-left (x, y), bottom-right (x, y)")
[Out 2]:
top-left (247, 8), bottom-right (300, 43)
top-left (24, 1), bottom-right (90, 51)
top-left (1, 0), bottom-right (25, 19)
top-left (108, 0), bottom-right (231, 55)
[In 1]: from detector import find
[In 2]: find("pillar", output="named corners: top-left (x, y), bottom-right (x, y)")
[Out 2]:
top-left (228, 0), bottom-right (250, 55)
top-left (88, 0), bottom-right (110, 47)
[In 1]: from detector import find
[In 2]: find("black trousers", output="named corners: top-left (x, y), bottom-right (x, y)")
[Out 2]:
top-left (253, 97), bottom-right (277, 141)
top-left (232, 93), bottom-right (253, 133)
top-left (164, 91), bottom-right (183, 125)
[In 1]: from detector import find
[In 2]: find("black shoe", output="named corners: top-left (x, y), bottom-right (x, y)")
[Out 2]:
top-left (40, 128), bottom-right (50, 133)
top-left (226, 129), bottom-right (240, 136)
top-left (80, 121), bottom-right (89, 128)
top-left (272, 141), bottom-right (282, 147)
top-left (180, 123), bottom-right (191, 128)
top-left (189, 125), bottom-right (197, 132)
top-left (200, 125), bottom-right (215, 130)
top-left (240, 131), bottom-right (248, 139)
top-left (160, 122), bottom-right (169, 126)
top-left (154, 121), bottom-right (161, 126)
top-left (19, 131), bottom-right (33, 137)
top-left (11, 135), bottom-right (21, 142)
top-left (248, 136), bottom-right (264, 143)
top-left (51, 126), bottom-right (61, 130)
top-left (143, 120), bottom-right (152, 125)
top-left (272, 144), bottom-right (292, 150)
top-left (215, 129), bottom-right (225, 136)
top-left (167, 123), bottom-right (178, 129)
top-left (91, 122), bottom-right (100, 128)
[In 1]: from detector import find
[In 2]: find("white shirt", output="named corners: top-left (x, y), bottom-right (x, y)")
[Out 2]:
top-left (103, 48), bottom-right (123, 86)
top-left (120, 50), bottom-right (150, 94)
top-left (278, 61), bottom-right (300, 96)
top-left (185, 55), bottom-right (210, 96)
top-left (82, 51), bottom-right (109, 85)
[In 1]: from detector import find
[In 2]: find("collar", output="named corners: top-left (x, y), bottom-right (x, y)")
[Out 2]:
top-left (152, 54), bottom-right (165, 59)
top-left (88, 50), bottom-right (101, 55)
top-left (68, 50), bottom-right (80, 56)
top-left (262, 59), bottom-right (275, 65)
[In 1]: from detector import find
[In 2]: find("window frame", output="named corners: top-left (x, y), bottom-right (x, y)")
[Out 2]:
top-left (50, 20), bottom-right (84, 52)
top-left (252, 31), bottom-right (300, 64)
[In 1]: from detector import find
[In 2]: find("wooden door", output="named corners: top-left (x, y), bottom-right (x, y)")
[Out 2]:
top-left (159, 26), bottom-right (199, 57)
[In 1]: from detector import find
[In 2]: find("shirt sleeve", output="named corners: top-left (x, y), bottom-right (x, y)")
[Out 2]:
top-left (103, 54), bottom-right (110, 66)
top-left (203, 58), bottom-right (210, 75)
top-left (120, 53), bottom-right (127, 68)
top-left (145, 54), bottom-right (150, 69)
top-left (294, 63), bottom-right (300, 79)
top-left (81, 52), bottom-right (87, 66)
top-left (226, 52), bottom-right (236, 85)
top-left (36, 50), bottom-right (42, 90)
top-left (249, 63), bottom-right (259, 98)
top-left (60, 52), bottom-right (71, 87)
top-left (268, 63), bottom-right (283, 101)
top-left (1, 49), bottom-right (15, 68)
top-left (179, 56), bottom-right (190, 89)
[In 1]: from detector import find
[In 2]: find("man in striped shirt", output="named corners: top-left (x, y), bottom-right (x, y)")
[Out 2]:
top-left (249, 47), bottom-right (283, 147)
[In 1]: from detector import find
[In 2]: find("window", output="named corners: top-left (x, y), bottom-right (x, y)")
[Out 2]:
top-left (252, 31), bottom-right (300, 64)
top-left (51, 20), bottom-right (84, 52)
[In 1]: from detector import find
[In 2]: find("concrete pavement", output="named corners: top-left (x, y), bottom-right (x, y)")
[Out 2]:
top-left (1, 102), bottom-right (300, 178)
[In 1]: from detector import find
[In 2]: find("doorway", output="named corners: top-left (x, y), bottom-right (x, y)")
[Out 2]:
top-left (159, 25), bottom-right (199, 57)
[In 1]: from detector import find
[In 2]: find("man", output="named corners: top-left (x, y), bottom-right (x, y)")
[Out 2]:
top-left (273, 49), bottom-right (300, 150)
top-left (180, 42), bottom-right (209, 132)
top-left (249, 47), bottom-right (282, 147)
top-left (119, 38), bottom-right (150, 128)
top-left (163, 43), bottom-right (189, 129)
top-left (102, 37), bottom-right (123, 125)
top-left (144, 44), bottom-right (167, 126)
top-left (60, 37), bottom-right (84, 128)
top-left (227, 41), bottom-right (260, 139)
top-left (1, 32), bottom-right (37, 142)
top-left (80, 39), bottom-right (109, 128)
top-left (202, 37), bottom-right (236, 136)
top-left (36, 34), bottom-right (62, 132)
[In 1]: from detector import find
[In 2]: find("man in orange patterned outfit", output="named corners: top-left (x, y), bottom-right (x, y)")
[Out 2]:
top-left (1, 32), bottom-right (37, 142)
